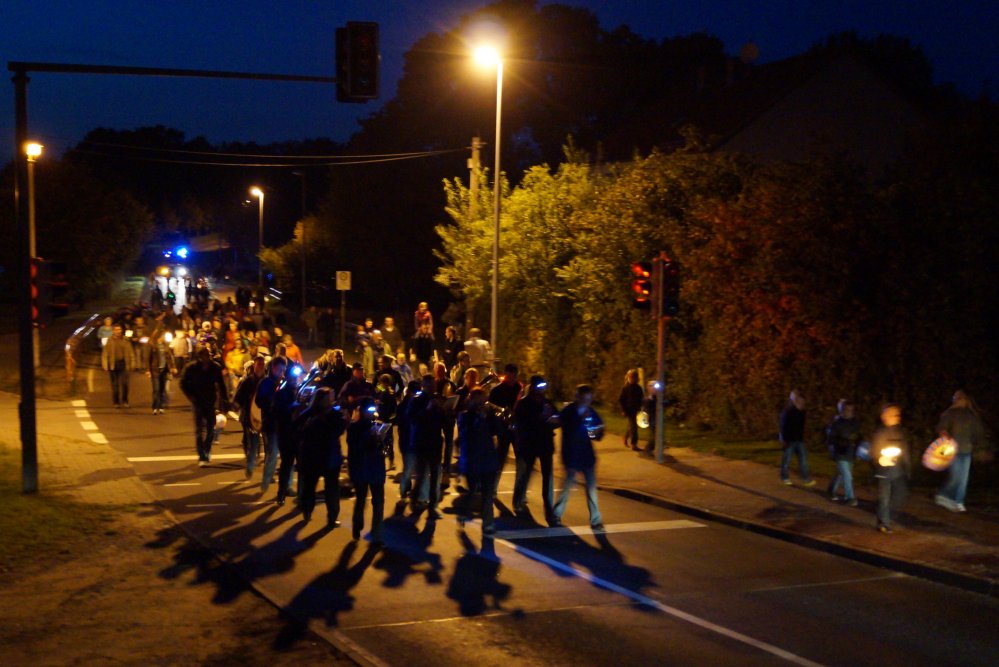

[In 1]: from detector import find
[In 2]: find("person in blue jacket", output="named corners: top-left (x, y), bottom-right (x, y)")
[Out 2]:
top-left (347, 397), bottom-right (387, 544)
top-left (551, 385), bottom-right (605, 532)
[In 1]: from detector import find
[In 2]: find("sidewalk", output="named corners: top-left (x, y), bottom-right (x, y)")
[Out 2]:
top-left (592, 435), bottom-right (999, 596)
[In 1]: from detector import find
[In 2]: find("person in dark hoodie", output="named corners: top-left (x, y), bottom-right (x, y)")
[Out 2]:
top-left (779, 389), bottom-right (815, 486)
top-left (456, 387), bottom-right (501, 534)
top-left (296, 387), bottom-right (345, 526)
top-left (180, 347), bottom-right (228, 466)
top-left (935, 390), bottom-right (988, 513)
top-left (347, 397), bottom-right (387, 544)
top-left (551, 385), bottom-right (605, 531)
top-left (870, 403), bottom-right (911, 534)
top-left (826, 399), bottom-right (861, 506)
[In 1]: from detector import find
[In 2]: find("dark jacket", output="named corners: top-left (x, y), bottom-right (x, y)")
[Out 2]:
top-left (297, 406), bottom-right (345, 471)
top-left (409, 391), bottom-right (445, 459)
top-left (560, 403), bottom-right (602, 470)
top-left (826, 416), bottom-right (861, 461)
top-left (457, 409), bottom-right (500, 475)
top-left (347, 419), bottom-right (386, 485)
top-left (320, 361), bottom-right (351, 396)
top-left (779, 403), bottom-right (806, 445)
top-left (233, 372), bottom-right (263, 423)
top-left (147, 342), bottom-right (176, 375)
top-left (514, 395), bottom-right (558, 456)
top-left (180, 360), bottom-right (227, 411)
top-left (618, 383), bottom-right (645, 417)
top-left (254, 375), bottom-right (282, 432)
top-left (338, 377), bottom-right (375, 407)
top-left (937, 406), bottom-right (986, 455)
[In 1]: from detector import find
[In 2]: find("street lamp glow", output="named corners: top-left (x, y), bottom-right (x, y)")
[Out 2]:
top-left (25, 142), bottom-right (43, 160)
top-left (474, 46), bottom-right (501, 67)
top-left (250, 186), bottom-right (265, 288)
top-left (250, 186), bottom-right (263, 198)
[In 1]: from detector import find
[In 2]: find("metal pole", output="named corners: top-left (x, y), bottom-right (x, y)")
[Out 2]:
top-left (13, 66), bottom-right (38, 493)
top-left (299, 174), bottom-right (307, 310)
top-left (490, 60), bottom-right (503, 363)
top-left (28, 155), bottom-right (40, 369)
top-left (655, 253), bottom-right (667, 464)
top-left (340, 290), bottom-right (346, 350)
top-left (257, 191), bottom-right (264, 289)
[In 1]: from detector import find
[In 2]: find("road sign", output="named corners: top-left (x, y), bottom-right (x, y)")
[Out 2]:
top-left (336, 271), bottom-right (352, 291)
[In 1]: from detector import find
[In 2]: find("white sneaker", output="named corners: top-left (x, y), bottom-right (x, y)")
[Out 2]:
top-left (956, 503), bottom-right (967, 512)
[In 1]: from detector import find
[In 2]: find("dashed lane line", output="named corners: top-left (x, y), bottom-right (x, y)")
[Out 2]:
top-left (88, 433), bottom-right (108, 444)
top-left (494, 519), bottom-right (705, 540)
top-left (80, 421), bottom-right (99, 431)
top-left (74, 409), bottom-right (90, 418)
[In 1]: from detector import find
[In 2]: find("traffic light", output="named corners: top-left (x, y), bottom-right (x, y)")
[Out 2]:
top-left (630, 261), bottom-right (653, 309)
top-left (661, 259), bottom-right (680, 316)
top-left (336, 22), bottom-right (380, 103)
top-left (30, 257), bottom-right (45, 326)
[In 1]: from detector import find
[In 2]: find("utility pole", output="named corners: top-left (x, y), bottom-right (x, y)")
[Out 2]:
top-left (654, 252), bottom-right (668, 464)
top-left (294, 171), bottom-right (307, 309)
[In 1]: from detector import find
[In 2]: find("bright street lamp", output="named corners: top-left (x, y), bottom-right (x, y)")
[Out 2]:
top-left (249, 186), bottom-right (265, 289)
top-left (474, 45), bottom-right (503, 365)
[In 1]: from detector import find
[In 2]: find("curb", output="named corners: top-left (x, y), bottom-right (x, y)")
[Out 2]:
top-left (600, 483), bottom-right (998, 599)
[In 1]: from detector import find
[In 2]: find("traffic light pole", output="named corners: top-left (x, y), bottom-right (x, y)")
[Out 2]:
top-left (13, 66), bottom-right (38, 493)
top-left (654, 254), bottom-right (667, 464)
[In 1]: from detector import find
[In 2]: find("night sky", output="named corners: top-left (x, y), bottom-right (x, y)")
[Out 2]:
top-left (3, 1), bottom-right (996, 161)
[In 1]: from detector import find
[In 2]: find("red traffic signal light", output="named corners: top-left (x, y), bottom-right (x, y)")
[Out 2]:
top-left (336, 22), bottom-right (380, 103)
top-left (630, 261), bottom-right (653, 309)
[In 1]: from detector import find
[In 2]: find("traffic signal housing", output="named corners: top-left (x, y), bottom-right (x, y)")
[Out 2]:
top-left (30, 258), bottom-right (47, 326)
top-left (631, 261), bottom-right (653, 309)
top-left (661, 259), bottom-right (680, 316)
top-left (46, 261), bottom-right (72, 321)
top-left (336, 22), bottom-right (380, 103)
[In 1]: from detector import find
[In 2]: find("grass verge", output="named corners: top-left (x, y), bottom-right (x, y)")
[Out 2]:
top-left (0, 444), bottom-right (118, 576)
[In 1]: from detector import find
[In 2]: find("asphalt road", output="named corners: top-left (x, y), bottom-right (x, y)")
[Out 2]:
top-left (75, 373), bottom-right (999, 667)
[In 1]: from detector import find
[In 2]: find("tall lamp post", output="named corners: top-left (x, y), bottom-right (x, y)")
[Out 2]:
top-left (249, 186), bottom-right (264, 290)
top-left (292, 170), bottom-right (307, 309)
top-left (26, 142), bottom-right (42, 368)
top-left (474, 45), bottom-right (503, 363)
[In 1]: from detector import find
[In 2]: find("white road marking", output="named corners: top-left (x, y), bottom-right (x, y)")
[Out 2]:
top-left (80, 421), bottom-right (99, 431)
top-left (347, 601), bottom-right (630, 631)
top-left (495, 519), bottom-right (705, 540)
top-left (71, 400), bottom-right (87, 407)
top-left (74, 409), bottom-right (90, 418)
top-left (748, 573), bottom-right (906, 594)
top-left (495, 538), bottom-right (824, 667)
top-left (88, 433), bottom-right (108, 444)
top-left (127, 454), bottom-right (245, 462)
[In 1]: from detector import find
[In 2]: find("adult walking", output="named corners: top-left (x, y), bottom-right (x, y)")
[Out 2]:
top-left (618, 369), bottom-right (645, 450)
top-left (147, 329), bottom-right (177, 415)
top-left (935, 390), bottom-right (988, 512)
top-left (551, 385), bottom-right (605, 531)
top-left (487, 363), bottom-right (521, 493)
top-left (179, 347), bottom-right (228, 466)
top-left (347, 397), bottom-right (387, 544)
top-left (512, 375), bottom-right (560, 524)
top-left (297, 387), bottom-right (345, 526)
top-left (233, 355), bottom-right (266, 479)
top-left (456, 387), bottom-right (501, 534)
top-left (410, 374), bottom-right (446, 519)
top-left (779, 389), bottom-right (815, 486)
top-left (101, 324), bottom-right (135, 408)
top-left (870, 403), bottom-right (911, 533)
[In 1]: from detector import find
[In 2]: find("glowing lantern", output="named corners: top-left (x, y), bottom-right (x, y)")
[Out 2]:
top-left (923, 436), bottom-right (957, 471)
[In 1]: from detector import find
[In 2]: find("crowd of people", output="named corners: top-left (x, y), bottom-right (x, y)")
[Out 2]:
top-left (777, 388), bottom-right (989, 533)
top-left (98, 288), bottom-right (609, 544)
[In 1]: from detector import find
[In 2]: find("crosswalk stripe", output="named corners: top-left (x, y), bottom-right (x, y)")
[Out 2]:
top-left (74, 409), bottom-right (90, 418)
top-left (495, 519), bottom-right (704, 540)
top-left (88, 433), bottom-right (108, 444)
top-left (80, 421), bottom-right (98, 431)
top-left (127, 454), bottom-right (245, 462)
top-left (71, 400), bottom-right (87, 407)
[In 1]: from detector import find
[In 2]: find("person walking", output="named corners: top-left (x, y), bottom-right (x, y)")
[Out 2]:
top-left (552, 385), bottom-right (605, 531)
top-left (101, 324), bottom-right (135, 408)
top-left (464, 328), bottom-right (492, 374)
top-left (826, 399), bottom-right (861, 505)
top-left (779, 389), bottom-right (815, 486)
top-left (410, 374), bottom-right (446, 519)
top-left (179, 347), bottom-right (228, 466)
top-left (512, 375), bottom-right (560, 524)
top-left (935, 390), bottom-right (988, 512)
top-left (255, 356), bottom-right (287, 494)
top-left (147, 329), bottom-right (177, 415)
top-left (870, 403), bottom-right (911, 533)
top-left (456, 387), bottom-right (501, 534)
top-left (395, 380), bottom-right (422, 508)
top-left (297, 387), bottom-right (345, 526)
top-left (618, 369), bottom-right (645, 450)
top-left (488, 363), bottom-right (522, 494)
top-left (234, 355), bottom-right (266, 479)
top-left (347, 397), bottom-right (387, 544)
